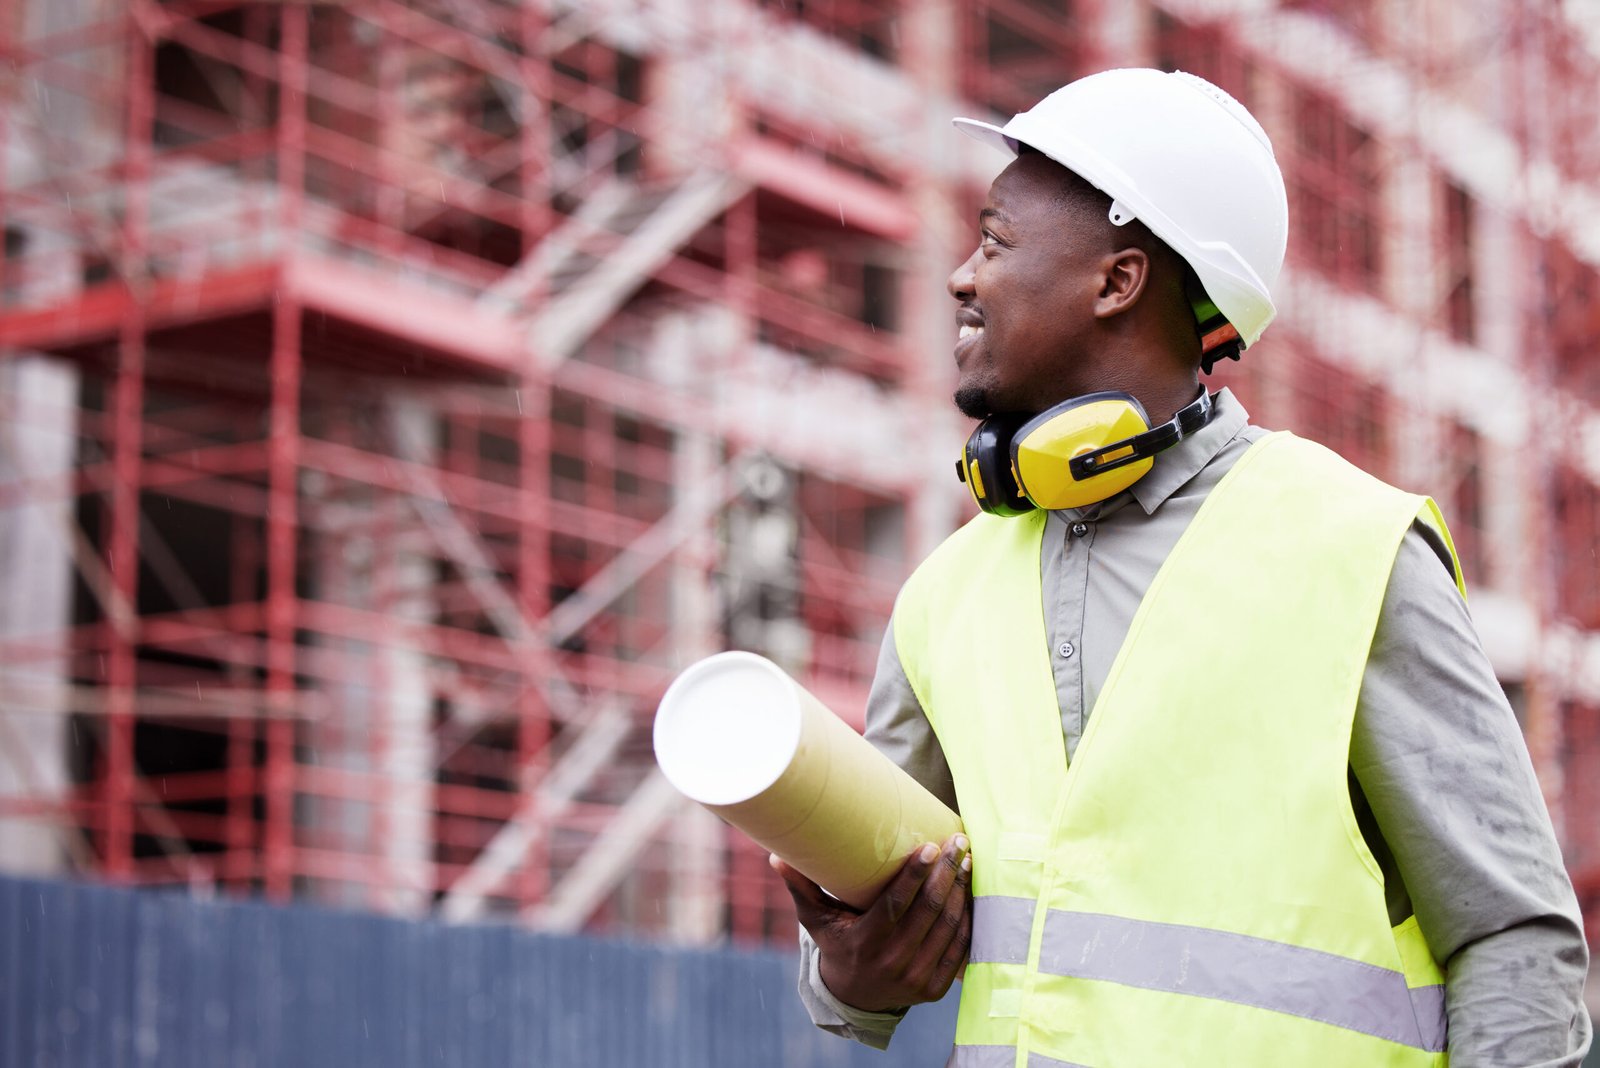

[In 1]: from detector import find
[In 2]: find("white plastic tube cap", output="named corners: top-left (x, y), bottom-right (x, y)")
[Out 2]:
top-left (653, 651), bottom-right (803, 807)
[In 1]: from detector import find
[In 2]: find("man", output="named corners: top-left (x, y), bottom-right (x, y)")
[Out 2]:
top-left (773, 69), bottom-right (1591, 1066)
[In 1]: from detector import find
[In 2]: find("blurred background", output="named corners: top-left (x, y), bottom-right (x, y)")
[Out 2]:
top-left (0, 0), bottom-right (1597, 1063)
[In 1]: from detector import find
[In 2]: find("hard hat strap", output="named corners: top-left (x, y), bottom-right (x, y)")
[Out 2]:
top-left (1192, 291), bottom-right (1244, 374)
top-left (1200, 332), bottom-right (1244, 375)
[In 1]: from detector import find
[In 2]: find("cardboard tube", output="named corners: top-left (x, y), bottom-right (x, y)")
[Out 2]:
top-left (653, 651), bottom-right (962, 909)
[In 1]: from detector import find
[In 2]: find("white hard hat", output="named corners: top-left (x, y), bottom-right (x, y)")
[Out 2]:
top-left (954, 68), bottom-right (1288, 349)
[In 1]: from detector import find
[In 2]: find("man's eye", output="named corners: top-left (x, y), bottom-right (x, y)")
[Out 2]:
top-left (980, 231), bottom-right (1001, 250)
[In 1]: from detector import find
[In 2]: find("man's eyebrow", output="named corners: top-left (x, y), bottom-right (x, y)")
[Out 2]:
top-left (978, 207), bottom-right (1008, 225)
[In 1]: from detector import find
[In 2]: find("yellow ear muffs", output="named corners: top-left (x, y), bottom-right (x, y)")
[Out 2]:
top-left (958, 390), bottom-right (1214, 515)
top-left (1011, 392), bottom-right (1155, 510)
top-left (1011, 389), bottom-right (1215, 511)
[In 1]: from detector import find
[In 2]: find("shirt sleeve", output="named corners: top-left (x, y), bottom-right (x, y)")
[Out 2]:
top-left (1352, 524), bottom-right (1593, 1067)
top-left (794, 616), bottom-right (956, 1048)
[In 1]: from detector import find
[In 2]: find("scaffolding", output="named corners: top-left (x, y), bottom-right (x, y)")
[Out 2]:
top-left (0, 0), bottom-right (1597, 953)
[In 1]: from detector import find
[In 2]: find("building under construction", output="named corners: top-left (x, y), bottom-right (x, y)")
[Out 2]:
top-left (0, 0), bottom-right (1597, 971)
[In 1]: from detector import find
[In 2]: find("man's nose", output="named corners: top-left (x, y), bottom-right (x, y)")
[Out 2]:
top-left (947, 247), bottom-right (980, 300)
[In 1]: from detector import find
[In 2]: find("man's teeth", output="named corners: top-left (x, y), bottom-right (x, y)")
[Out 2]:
top-left (959, 324), bottom-right (984, 339)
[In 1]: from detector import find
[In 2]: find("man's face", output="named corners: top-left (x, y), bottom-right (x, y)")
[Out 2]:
top-left (948, 152), bottom-right (1109, 419)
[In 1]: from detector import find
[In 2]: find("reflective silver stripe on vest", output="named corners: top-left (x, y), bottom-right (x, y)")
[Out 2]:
top-left (945, 1046), bottom-right (1093, 1068)
top-left (1037, 910), bottom-right (1447, 1052)
top-left (1030, 1054), bottom-right (1093, 1068)
top-left (946, 1044), bottom-right (1015, 1068)
top-left (970, 896), bottom-right (1036, 964)
top-left (1407, 983), bottom-right (1448, 1051)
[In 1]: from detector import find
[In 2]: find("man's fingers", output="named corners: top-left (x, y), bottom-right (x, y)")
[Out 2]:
top-left (896, 834), bottom-right (969, 946)
top-left (874, 840), bottom-right (942, 925)
top-left (925, 854), bottom-right (974, 998)
top-left (905, 841), bottom-right (970, 985)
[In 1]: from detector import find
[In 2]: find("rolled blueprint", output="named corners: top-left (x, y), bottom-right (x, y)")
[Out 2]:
top-left (654, 651), bottom-right (963, 909)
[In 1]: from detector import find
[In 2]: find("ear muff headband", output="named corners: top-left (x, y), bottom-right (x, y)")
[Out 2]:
top-left (958, 389), bottom-right (1214, 515)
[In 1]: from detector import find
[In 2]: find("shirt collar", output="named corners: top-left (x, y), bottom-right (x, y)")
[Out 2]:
top-left (1122, 387), bottom-right (1249, 515)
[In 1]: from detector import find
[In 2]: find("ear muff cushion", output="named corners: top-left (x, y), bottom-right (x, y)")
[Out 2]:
top-left (963, 413), bottom-right (1034, 516)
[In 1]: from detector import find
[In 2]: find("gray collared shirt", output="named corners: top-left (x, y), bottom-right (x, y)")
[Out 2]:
top-left (798, 389), bottom-right (1592, 1067)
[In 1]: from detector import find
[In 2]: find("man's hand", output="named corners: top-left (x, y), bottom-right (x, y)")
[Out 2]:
top-left (771, 833), bottom-right (972, 1013)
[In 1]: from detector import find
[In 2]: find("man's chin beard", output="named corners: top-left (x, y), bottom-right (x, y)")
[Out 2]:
top-left (953, 385), bottom-right (991, 420)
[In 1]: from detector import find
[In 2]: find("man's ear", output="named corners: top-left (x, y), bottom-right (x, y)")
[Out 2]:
top-left (1093, 247), bottom-right (1150, 319)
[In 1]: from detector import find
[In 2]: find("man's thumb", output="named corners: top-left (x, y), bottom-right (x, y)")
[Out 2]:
top-left (769, 854), bottom-right (838, 920)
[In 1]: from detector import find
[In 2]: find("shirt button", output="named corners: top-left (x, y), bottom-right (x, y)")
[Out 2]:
top-left (1059, 641), bottom-right (1076, 659)
top-left (1070, 522), bottom-right (1089, 538)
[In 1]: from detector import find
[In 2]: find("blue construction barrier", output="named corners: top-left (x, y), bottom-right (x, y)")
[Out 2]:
top-left (0, 875), bottom-right (957, 1067)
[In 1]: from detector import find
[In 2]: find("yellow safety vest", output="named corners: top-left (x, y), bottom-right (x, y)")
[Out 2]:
top-left (894, 433), bottom-right (1461, 1068)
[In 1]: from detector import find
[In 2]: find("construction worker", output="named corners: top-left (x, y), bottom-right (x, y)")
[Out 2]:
top-left (774, 69), bottom-right (1592, 1066)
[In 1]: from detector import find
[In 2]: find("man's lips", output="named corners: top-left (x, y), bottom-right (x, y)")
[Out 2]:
top-left (954, 323), bottom-right (984, 366)
top-left (956, 304), bottom-right (984, 361)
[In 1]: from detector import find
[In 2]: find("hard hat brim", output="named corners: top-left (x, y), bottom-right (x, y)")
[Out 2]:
top-left (952, 117), bottom-right (1020, 158)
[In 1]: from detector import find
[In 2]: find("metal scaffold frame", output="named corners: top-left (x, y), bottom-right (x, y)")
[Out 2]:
top-left (0, 0), bottom-right (951, 941)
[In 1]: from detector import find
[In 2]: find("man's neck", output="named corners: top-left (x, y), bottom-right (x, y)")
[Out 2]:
top-left (1135, 378), bottom-right (1203, 426)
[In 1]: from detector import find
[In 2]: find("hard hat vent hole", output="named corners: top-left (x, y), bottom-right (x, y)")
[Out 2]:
top-left (1170, 70), bottom-right (1275, 153)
